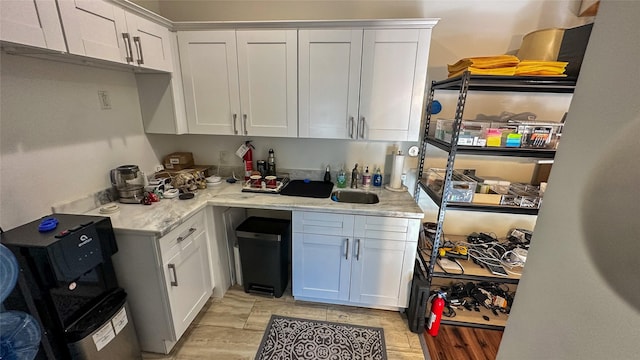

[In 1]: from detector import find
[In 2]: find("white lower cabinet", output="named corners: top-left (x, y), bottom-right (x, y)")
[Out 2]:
top-left (292, 211), bottom-right (419, 309)
top-left (111, 209), bottom-right (213, 354)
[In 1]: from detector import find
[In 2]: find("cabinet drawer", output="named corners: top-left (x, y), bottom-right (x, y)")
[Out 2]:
top-left (293, 211), bottom-right (354, 237)
top-left (354, 216), bottom-right (415, 242)
top-left (159, 210), bottom-right (206, 262)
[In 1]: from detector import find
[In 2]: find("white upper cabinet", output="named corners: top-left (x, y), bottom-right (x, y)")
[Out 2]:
top-left (359, 29), bottom-right (431, 141)
top-left (178, 30), bottom-right (241, 135)
top-left (298, 29), bottom-right (362, 139)
top-left (58, 0), bottom-right (128, 64)
top-left (236, 30), bottom-right (298, 138)
top-left (58, 0), bottom-right (172, 72)
top-left (0, 0), bottom-right (66, 52)
top-left (178, 29), bottom-right (298, 137)
top-left (299, 27), bottom-right (431, 141)
top-left (124, 12), bottom-right (173, 72)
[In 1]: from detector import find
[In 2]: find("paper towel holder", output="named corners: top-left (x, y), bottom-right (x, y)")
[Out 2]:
top-left (385, 149), bottom-right (408, 192)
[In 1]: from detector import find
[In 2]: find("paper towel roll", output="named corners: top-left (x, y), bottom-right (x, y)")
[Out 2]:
top-left (390, 154), bottom-right (405, 189)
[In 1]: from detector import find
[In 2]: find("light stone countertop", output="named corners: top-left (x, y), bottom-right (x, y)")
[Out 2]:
top-left (84, 182), bottom-right (424, 237)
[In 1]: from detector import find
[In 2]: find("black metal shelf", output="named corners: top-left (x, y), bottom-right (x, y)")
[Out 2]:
top-left (417, 181), bottom-right (540, 215)
top-left (408, 71), bottom-right (573, 332)
top-left (425, 136), bottom-right (557, 159)
top-left (432, 74), bottom-right (577, 93)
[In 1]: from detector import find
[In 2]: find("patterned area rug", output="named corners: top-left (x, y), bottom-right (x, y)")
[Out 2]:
top-left (255, 315), bottom-right (387, 360)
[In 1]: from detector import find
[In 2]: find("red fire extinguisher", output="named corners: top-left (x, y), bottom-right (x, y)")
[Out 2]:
top-left (243, 140), bottom-right (254, 180)
top-left (427, 292), bottom-right (445, 336)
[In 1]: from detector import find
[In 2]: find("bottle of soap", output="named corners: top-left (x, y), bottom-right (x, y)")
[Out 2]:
top-left (373, 167), bottom-right (383, 187)
top-left (362, 166), bottom-right (371, 189)
top-left (336, 166), bottom-right (347, 188)
top-left (324, 165), bottom-right (331, 183)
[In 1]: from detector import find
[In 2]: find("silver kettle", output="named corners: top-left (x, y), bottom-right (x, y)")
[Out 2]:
top-left (110, 165), bottom-right (146, 204)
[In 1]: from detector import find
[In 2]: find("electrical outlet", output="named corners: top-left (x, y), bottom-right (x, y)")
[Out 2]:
top-left (98, 90), bottom-right (111, 110)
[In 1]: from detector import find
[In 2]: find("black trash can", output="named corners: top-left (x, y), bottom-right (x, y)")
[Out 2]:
top-left (235, 217), bottom-right (290, 298)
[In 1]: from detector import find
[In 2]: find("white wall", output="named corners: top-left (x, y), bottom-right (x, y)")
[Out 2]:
top-left (498, 1), bottom-right (640, 358)
top-left (0, 55), bottom-right (162, 230)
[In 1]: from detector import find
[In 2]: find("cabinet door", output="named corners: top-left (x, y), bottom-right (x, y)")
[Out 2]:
top-left (349, 215), bottom-right (415, 307)
top-left (58, 0), bottom-right (128, 64)
top-left (236, 30), bottom-right (298, 137)
top-left (359, 29), bottom-right (431, 141)
top-left (0, 0), bottom-right (66, 52)
top-left (292, 233), bottom-right (352, 301)
top-left (124, 12), bottom-right (173, 72)
top-left (178, 30), bottom-right (241, 135)
top-left (163, 229), bottom-right (212, 341)
top-left (298, 29), bottom-right (362, 139)
top-left (349, 237), bottom-right (406, 307)
top-left (292, 212), bottom-right (354, 301)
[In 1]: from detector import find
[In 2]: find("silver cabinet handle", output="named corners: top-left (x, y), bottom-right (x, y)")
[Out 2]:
top-left (349, 116), bottom-right (355, 139)
top-left (168, 264), bottom-right (178, 286)
top-left (345, 238), bottom-right (350, 260)
top-left (122, 33), bottom-right (134, 63)
top-left (233, 114), bottom-right (238, 134)
top-left (359, 117), bottom-right (365, 139)
top-left (177, 227), bottom-right (196, 243)
top-left (356, 238), bottom-right (361, 260)
top-left (133, 36), bottom-right (144, 65)
top-left (243, 114), bottom-right (248, 135)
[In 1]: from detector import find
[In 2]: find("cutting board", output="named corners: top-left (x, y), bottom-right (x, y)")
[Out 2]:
top-left (280, 180), bottom-right (334, 198)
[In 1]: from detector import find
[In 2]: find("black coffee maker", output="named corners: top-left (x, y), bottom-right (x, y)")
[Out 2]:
top-left (1, 214), bottom-right (142, 360)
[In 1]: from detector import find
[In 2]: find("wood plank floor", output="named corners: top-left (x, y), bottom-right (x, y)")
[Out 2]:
top-left (142, 285), bottom-right (428, 359)
top-left (423, 325), bottom-right (503, 360)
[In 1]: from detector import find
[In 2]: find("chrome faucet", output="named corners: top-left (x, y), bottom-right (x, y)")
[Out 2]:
top-left (350, 164), bottom-right (359, 188)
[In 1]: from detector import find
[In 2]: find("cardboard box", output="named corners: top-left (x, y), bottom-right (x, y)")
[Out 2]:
top-left (163, 152), bottom-right (194, 170)
top-left (472, 192), bottom-right (503, 205)
top-left (154, 165), bottom-right (213, 180)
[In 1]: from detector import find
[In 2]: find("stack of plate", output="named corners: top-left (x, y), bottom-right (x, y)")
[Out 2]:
top-left (206, 176), bottom-right (223, 187)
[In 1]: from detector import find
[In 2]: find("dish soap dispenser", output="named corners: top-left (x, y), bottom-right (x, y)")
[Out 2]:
top-left (362, 166), bottom-right (371, 189)
top-left (324, 165), bottom-right (331, 183)
top-left (336, 166), bottom-right (347, 188)
top-left (373, 167), bottom-right (383, 187)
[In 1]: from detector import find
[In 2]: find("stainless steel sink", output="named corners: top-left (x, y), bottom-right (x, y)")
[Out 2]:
top-left (330, 191), bottom-right (379, 204)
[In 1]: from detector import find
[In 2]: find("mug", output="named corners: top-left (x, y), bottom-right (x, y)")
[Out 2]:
top-left (265, 176), bottom-right (277, 188)
top-left (250, 175), bottom-right (262, 188)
